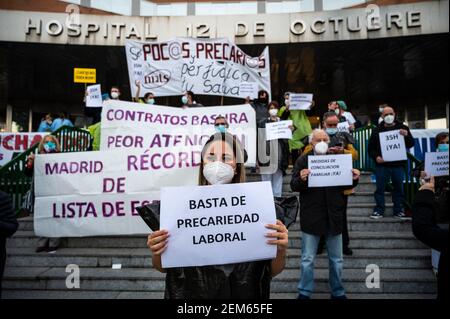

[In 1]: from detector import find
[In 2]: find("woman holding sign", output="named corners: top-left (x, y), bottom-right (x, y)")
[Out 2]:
top-left (147, 132), bottom-right (289, 299)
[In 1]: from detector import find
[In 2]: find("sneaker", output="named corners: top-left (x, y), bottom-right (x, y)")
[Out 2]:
top-left (297, 293), bottom-right (310, 300)
top-left (370, 211), bottom-right (384, 219)
top-left (343, 246), bottom-right (353, 256)
top-left (393, 211), bottom-right (410, 220)
top-left (47, 246), bottom-right (59, 253)
top-left (35, 246), bottom-right (47, 253)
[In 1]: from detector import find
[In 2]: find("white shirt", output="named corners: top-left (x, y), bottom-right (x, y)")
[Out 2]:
top-left (343, 111), bottom-right (356, 125)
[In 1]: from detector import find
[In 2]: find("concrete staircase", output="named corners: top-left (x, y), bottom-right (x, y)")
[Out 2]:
top-left (2, 170), bottom-right (437, 299)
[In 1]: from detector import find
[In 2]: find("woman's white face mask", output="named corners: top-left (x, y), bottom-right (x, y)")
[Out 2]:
top-left (203, 161), bottom-right (235, 185)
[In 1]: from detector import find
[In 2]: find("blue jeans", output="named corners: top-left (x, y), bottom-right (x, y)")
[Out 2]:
top-left (261, 169), bottom-right (283, 197)
top-left (298, 232), bottom-right (345, 297)
top-left (374, 165), bottom-right (404, 214)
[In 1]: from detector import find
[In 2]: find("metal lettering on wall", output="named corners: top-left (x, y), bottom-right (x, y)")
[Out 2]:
top-left (0, 1), bottom-right (448, 45)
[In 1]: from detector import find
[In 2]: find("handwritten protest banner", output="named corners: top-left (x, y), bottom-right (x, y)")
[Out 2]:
top-left (100, 100), bottom-right (257, 166)
top-left (308, 154), bottom-right (353, 187)
top-left (425, 152), bottom-right (449, 177)
top-left (0, 133), bottom-right (48, 166)
top-left (265, 120), bottom-right (292, 141)
top-left (379, 130), bottom-right (407, 162)
top-left (33, 149), bottom-right (199, 237)
top-left (289, 93), bottom-right (313, 110)
top-left (125, 38), bottom-right (271, 99)
top-left (160, 181), bottom-right (277, 268)
top-left (86, 84), bottom-right (102, 107)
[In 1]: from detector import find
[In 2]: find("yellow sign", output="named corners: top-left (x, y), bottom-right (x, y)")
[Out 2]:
top-left (74, 68), bottom-right (96, 83)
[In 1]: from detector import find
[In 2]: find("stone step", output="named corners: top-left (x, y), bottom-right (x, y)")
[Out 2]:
top-left (6, 247), bottom-right (431, 269)
top-left (1, 290), bottom-right (165, 299)
top-left (3, 267), bottom-right (436, 294)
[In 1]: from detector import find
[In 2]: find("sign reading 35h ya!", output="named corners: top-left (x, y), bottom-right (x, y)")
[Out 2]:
top-left (160, 182), bottom-right (277, 268)
top-left (125, 38), bottom-right (271, 99)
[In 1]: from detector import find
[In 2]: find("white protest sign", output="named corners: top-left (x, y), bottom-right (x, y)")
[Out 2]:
top-left (379, 130), bottom-right (407, 162)
top-left (0, 133), bottom-right (48, 166)
top-left (289, 93), bottom-right (313, 110)
top-left (160, 182), bottom-right (277, 268)
top-left (239, 82), bottom-right (259, 99)
top-left (265, 120), bottom-right (293, 141)
top-left (337, 122), bottom-right (350, 133)
top-left (125, 38), bottom-right (271, 99)
top-left (33, 149), bottom-right (199, 237)
top-left (424, 152), bottom-right (449, 177)
top-left (100, 100), bottom-right (257, 166)
top-left (85, 84), bottom-right (102, 107)
top-left (308, 154), bottom-right (353, 187)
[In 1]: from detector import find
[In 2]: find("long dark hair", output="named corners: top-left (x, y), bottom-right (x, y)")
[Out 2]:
top-left (198, 133), bottom-right (246, 185)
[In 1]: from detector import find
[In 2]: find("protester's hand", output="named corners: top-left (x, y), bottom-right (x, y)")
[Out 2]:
top-left (244, 96), bottom-right (251, 104)
top-left (300, 169), bottom-right (310, 181)
top-left (310, 100), bottom-right (315, 108)
top-left (85, 90), bottom-right (88, 97)
top-left (399, 129), bottom-right (408, 136)
top-left (376, 156), bottom-right (384, 164)
top-left (26, 153), bottom-right (35, 166)
top-left (265, 220), bottom-right (288, 252)
top-left (419, 176), bottom-right (435, 193)
top-left (420, 171), bottom-right (427, 179)
top-left (328, 146), bottom-right (344, 154)
top-left (147, 230), bottom-right (169, 256)
top-left (288, 125), bottom-right (294, 132)
top-left (352, 169), bottom-right (361, 180)
top-left (135, 80), bottom-right (141, 87)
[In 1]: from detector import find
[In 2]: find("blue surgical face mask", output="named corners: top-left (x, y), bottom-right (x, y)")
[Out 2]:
top-left (437, 144), bottom-right (449, 152)
top-left (147, 98), bottom-right (155, 105)
top-left (181, 96), bottom-right (188, 104)
top-left (43, 141), bottom-right (56, 153)
top-left (326, 128), bottom-right (338, 136)
top-left (215, 125), bottom-right (227, 134)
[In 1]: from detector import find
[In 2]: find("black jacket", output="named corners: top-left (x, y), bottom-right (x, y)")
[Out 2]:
top-left (412, 189), bottom-right (449, 301)
top-left (290, 151), bottom-right (359, 236)
top-left (260, 117), bottom-right (290, 173)
top-left (368, 120), bottom-right (415, 167)
top-left (0, 191), bottom-right (18, 238)
top-left (250, 101), bottom-right (269, 128)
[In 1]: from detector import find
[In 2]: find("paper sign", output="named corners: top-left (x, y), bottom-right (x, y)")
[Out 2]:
top-left (74, 68), bottom-right (96, 83)
top-left (379, 130), bottom-right (407, 162)
top-left (425, 152), bottom-right (449, 177)
top-left (337, 122), bottom-right (350, 133)
top-left (239, 82), bottom-right (259, 99)
top-left (308, 154), bottom-right (353, 187)
top-left (86, 84), bottom-right (102, 107)
top-left (265, 120), bottom-right (293, 141)
top-left (159, 182), bottom-right (277, 268)
top-left (289, 93), bottom-right (313, 110)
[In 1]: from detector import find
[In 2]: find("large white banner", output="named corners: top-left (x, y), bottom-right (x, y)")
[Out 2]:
top-left (125, 38), bottom-right (271, 99)
top-left (33, 150), bottom-right (198, 237)
top-left (160, 182), bottom-right (277, 268)
top-left (0, 133), bottom-right (48, 166)
top-left (100, 100), bottom-right (257, 166)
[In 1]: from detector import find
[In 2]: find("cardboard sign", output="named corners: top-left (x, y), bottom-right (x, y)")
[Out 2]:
top-left (424, 152), bottom-right (449, 177)
top-left (239, 82), bottom-right (259, 99)
top-left (379, 130), bottom-right (407, 162)
top-left (265, 120), bottom-right (293, 141)
top-left (74, 68), bottom-right (96, 83)
top-left (337, 122), bottom-right (350, 133)
top-left (160, 182), bottom-right (277, 268)
top-left (86, 84), bottom-right (103, 107)
top-left (308, 154), bottom-right (353, 187)
top-left (289, 93), bottom-right (313, 110)
top-left (100, 100), bottom-right (257, 166)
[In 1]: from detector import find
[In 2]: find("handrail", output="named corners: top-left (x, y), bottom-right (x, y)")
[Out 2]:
top-left (0, 126), bottom-right (93, 212)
